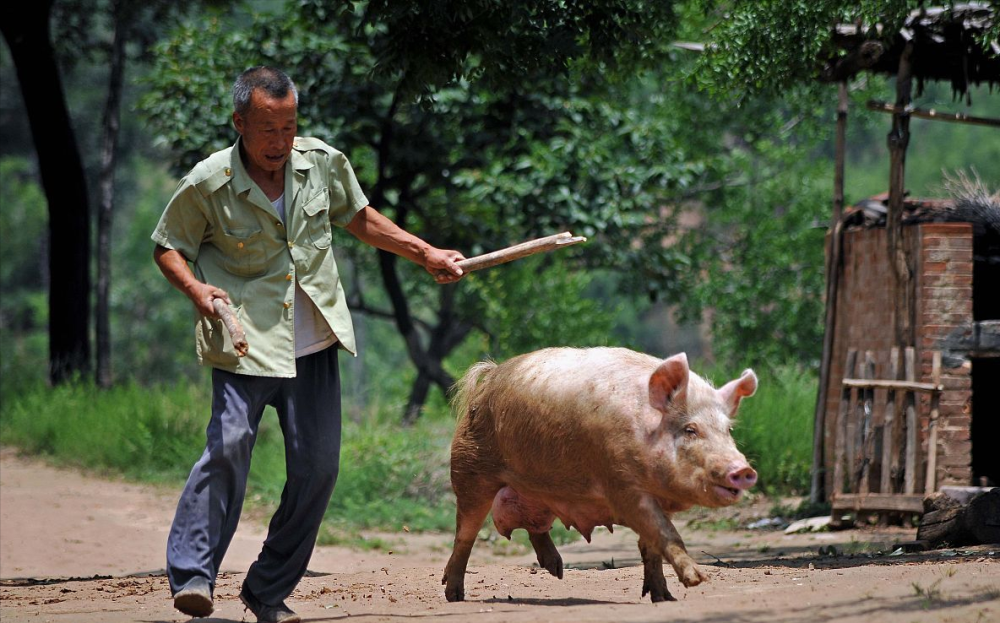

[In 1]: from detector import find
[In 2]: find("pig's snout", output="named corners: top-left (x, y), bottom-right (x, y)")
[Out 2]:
top-left (726, 464), bottom-right (758, 490)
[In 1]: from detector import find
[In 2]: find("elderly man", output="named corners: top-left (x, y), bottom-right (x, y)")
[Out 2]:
top-left (152, 66), bottom-right (465, 623)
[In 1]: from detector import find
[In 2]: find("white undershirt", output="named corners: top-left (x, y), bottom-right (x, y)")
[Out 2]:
top-left (271, 193), bottom-right (337, 358)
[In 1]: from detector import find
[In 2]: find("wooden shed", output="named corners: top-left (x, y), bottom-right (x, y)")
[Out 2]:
top-left (818, 197), bottom-right (1000, 514)
top-left (810, 3), bottom-right (1000, 513)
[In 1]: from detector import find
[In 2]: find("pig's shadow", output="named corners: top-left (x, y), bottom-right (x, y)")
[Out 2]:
top-left (483, 595), bottom-right (618, 607)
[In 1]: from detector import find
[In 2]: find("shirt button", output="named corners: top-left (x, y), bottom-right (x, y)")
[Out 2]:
top-left (237, 242), bottom-right (244, 249)
top-left (276, 221), bottom-right (283, 227)
top-left (287, 241), bottom-right (294, 248)
top-left (283, 302), bottom-right (291, 309)
top-left (285, 274), bottom-right (293, 281)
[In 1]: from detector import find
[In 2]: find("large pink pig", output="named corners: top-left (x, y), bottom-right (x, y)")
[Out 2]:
top-left (443, 347), bottom-right (758, 602)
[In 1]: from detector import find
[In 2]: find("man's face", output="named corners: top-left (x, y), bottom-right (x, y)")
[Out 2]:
top-left (233, 89), bottom-right (297, 174)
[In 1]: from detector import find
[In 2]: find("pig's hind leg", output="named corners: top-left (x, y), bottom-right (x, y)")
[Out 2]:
top-left (528, 531), bottom-right (564, 579)
top-left (443, 480), bottom-right (499, 602)
top-left (638, 538), bottom-right (675, 602)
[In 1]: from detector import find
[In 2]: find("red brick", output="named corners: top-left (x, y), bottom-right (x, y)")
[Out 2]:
top-left (921, 223), bottom-right (974, 235)
top-left (922, 274), bottom-right (973, 287)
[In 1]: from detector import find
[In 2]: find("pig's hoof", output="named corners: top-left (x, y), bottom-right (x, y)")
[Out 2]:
top-left (536, 552), bottom-right (563, 579)
top-left (642, 579), bottom-right (676, 602)
top-left (679, 565), bottom-right (708, 588)
top-left (444, 583), bottom-right (465, 602)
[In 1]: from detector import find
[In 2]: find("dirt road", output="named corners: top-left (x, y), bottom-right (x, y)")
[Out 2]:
top-left (1, 447), bottom-right (997, 623)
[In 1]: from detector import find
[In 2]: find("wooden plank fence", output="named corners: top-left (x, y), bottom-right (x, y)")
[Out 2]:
top-left (831, 347), bottom-right (943, 515)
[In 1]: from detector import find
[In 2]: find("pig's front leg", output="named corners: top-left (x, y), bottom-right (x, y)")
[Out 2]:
top-left (638, 537), bottom-right (675, 602)
top-left (619, 494), bottom-right (707, 588)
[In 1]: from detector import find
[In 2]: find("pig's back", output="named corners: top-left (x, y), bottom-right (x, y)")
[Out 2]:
top-left (454, 347), bottom-right (659, 494)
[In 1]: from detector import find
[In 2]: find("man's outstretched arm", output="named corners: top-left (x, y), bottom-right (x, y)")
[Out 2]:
top-left (345, 206), bottom-right (466, 284)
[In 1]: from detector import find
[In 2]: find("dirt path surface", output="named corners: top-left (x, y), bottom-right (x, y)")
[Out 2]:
top-left (2, 447), bottom-right (997, 623)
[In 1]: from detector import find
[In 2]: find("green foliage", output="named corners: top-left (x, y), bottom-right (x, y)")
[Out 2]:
top-left (462, 257), bottom-right (617, 358)
top-left (329, 417), bottom-right (454, 532)
top-left (355, 0), bottom-right (680, 99)
top-left (0, 157), bottom-right (49, 329)
top-left (680, 148), bottom-right (829, 367)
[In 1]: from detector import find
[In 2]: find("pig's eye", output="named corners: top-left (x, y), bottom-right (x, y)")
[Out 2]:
top-left (683, 425), bottom-right (699, 437)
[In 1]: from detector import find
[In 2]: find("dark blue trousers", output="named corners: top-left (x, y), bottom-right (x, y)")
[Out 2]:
top-left (166, 347), bottom-right (341, 605)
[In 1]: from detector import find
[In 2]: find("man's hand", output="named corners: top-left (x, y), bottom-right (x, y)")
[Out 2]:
top-left (188, 282), bottom-right (232, 318)
top-left (153, 245), bottom-right (231, 318)
top-left (425, 248), bottom-right (466, 284)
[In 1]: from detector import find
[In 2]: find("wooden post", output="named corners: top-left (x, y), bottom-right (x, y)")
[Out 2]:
top-left (925, 351), bottom-right (942, 494)
top-left (833, 349), bottom-right (858, 497)
top-left (904, 347), bottom-right (918, 494)
top-left (881, 347), bottom-right (901, 494)
top-left (811, 81), bottom-right (849, 504)
top-left (886, 42), bottom-right (916, 353)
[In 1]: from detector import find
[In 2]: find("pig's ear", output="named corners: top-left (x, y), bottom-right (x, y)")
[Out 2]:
top-left (719, 369), bottom-right (757, 417)
top-left (649, 353), bottom-right (689, 411)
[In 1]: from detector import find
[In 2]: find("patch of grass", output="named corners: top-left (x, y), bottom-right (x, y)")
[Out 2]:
top-left (0, 379), bottom-right (212, 483)
top-left (685, 516), bottom-right (742, 532)
top-left (911, 579), bottom-right (944, 608)
top-left (316, 526), bottom-right (398, 551)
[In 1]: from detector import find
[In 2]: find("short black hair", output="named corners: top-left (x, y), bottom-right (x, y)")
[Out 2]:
top-left (233, 66), bottom-right (298, 115)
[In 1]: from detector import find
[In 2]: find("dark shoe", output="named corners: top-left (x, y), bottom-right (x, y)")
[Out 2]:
top-left (239, 585), bottom-right (301, 623)
top-left (173, 580), bottom-right (214, 618)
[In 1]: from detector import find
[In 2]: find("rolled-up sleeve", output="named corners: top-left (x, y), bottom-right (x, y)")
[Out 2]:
top-left (328, 153), bottom-right (369, 228)
top-left (151, 179), bottom-right (209, 262)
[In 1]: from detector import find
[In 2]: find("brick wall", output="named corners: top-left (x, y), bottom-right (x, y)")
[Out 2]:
top-left (917, 223), bottom-right (973, 486)
top-left (822, 223), bottom-right (975, 498)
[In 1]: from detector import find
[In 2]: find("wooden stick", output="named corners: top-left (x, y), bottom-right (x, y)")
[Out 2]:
top-left (444, 232), bottom-right (587, 276)
top-left (866, 100), bottom-right (1000, 128)
top-left (833, 349), bottom-right (858, 497)
top-left (881, 347), bottom-right (900, 494)
top-left (856, 351), bottom-right (876, 494)
top-left (842, 379), bottom-right (943, 392)
top-left (213, 298), bottom-right (249, 357)
top-left (924, 351), bottom-right (942, 495)
top-left (904, 347), bottom-right (917, 495)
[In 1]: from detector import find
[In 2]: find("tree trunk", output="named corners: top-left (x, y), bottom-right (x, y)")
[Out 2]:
top-left (96, 1), bottom-right (127, 388)
top-left (1, 2), bottom-right (92, 384)
top-left (402, 285), bottom-right (473, 425)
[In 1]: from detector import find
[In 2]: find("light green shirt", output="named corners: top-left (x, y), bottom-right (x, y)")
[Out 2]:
top-left (152, 137), bottom-right (368, 377)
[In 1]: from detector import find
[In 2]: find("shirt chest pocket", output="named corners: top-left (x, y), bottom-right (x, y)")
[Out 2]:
top-left (219, 226), bottom-right (268, 277)
top-left (301, 190), bottom-right (332, 249)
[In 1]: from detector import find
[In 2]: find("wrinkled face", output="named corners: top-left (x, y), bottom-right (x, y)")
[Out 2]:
top-left (233, 89), bottom-right (297, 176)
top-left (649, 354), bottom-right (758, 508)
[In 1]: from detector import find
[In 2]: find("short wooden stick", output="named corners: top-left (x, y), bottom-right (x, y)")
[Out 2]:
top-left (213, 298), bottom-right (249, 357)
